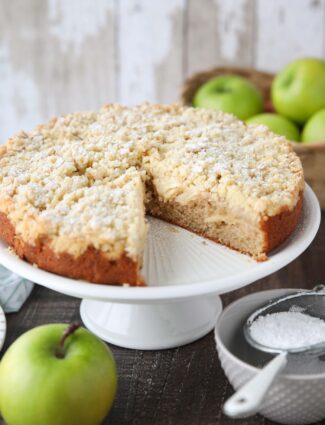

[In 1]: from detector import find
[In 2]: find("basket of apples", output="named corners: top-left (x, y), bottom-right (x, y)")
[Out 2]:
top-left (181, 59), bottom-right (325, 209)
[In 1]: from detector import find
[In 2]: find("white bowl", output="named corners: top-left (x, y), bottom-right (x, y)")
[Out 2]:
top-left (215, 289), bottom-right (325, 425)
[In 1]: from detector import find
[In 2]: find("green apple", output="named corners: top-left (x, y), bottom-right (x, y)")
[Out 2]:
top-left (302, 108), bottom-right (325, 143)
top-left (193, 75), bottom-right (263, 120)
top-left (272, 58), bottom-right (325, 124)
top-left (0, 324), bottom-right (117, 425)
top-left (246, 113), bottom-right (300, 142)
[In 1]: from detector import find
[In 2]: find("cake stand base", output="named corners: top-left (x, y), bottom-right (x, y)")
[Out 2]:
top-left (80, 295), bottom-right (222, 350)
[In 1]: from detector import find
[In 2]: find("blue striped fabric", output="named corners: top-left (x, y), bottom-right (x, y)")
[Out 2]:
top-left (0, 265), bottom-right (33, 313)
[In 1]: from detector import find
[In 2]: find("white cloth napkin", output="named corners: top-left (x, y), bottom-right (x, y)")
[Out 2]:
top-left (0, 265), bottom-right (33, 313)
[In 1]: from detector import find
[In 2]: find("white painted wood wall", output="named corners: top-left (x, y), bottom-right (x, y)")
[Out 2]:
top-left (0, 0), bottom-right (324, 143)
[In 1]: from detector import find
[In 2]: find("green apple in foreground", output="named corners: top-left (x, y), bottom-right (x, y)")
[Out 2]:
top-left (193, 75), bottom-right (263, 120)
top-left (302, 108), bottom-right (325, 143)
top-left (0, 324), bottom-right (117, 425)
top-left (272, 58), bottom-right (325, 124)
top-left (246, 113), bottom-right (300, 142)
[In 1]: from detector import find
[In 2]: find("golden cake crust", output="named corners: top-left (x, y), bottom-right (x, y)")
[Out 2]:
top-left (0, 212), bottom-right (142, 285)
top-left (0, 192), bottom-right (303, 285)
top-left (260, 191), bottom-right (303, 254)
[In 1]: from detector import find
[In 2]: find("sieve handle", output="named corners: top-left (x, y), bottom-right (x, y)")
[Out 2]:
top-left (223, 351), bottom-right (287, 418)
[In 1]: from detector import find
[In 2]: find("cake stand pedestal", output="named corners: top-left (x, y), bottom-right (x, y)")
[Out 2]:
top-left (80, 295), bottom-right (222, 350)
top-left (0, 185), bottom-right (320, 350)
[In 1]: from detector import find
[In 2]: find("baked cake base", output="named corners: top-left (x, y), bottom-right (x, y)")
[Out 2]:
top-left (0, 192), bottom-right (302, 285)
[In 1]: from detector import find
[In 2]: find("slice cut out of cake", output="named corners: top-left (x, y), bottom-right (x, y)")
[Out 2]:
top-left (0, 103), bottom-right (304, 285)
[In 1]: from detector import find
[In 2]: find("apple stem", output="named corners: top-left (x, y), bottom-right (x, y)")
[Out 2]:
top-left (56, 323), bottom-right (81, 359)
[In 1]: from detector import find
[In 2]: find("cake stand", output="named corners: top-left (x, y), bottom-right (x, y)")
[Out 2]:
top-left (0, 185), bottom-right (320, 350)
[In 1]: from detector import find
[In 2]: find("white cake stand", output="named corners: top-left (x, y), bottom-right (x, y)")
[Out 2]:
top-left (0, 185), bottom-right (320, 350)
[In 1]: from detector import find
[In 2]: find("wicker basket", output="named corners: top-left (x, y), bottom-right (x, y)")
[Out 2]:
top-left (181, 66), bottom-right (325, 209)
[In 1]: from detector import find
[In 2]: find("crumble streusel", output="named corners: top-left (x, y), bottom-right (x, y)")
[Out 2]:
top-left (0, 103), bottom-right (304, 285)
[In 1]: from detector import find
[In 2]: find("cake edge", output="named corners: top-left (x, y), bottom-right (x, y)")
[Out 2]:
top-left (0, 212), bottom-right (143, 286)
top-left (260, 190), bottom-right (303, 255)
top-left (0, 191), bottom-right (303, 285)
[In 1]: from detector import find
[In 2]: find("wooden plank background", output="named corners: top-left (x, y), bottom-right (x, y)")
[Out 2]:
top-left (0, 0), bottom-right (324, 144)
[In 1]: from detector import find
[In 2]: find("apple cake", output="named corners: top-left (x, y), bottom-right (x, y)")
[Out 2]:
top-left (0, 103), bottom-right (304, 285)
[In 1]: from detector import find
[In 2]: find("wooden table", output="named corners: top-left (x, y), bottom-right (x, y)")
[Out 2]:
top-left (1, 213), bottom-right (324, 425)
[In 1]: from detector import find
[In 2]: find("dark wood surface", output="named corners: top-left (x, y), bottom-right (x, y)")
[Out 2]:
top-left (1, 213), bottom-right (324, 425)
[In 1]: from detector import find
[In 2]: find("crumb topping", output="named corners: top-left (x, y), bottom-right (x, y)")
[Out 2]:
top-left (0, 103), bottom-right (304, 258)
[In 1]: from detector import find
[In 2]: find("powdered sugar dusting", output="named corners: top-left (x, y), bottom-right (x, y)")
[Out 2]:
top-left (249, 311), bottom-right (325, 350)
